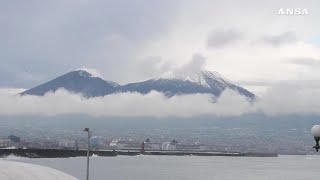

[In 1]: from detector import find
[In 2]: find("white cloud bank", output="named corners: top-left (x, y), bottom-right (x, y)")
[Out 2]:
top-left (1, 85), bottom-right (320, 118)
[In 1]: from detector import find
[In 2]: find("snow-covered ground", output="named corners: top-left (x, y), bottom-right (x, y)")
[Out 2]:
top-left (0, 159), bottom-right (78, 180)
top-left (7, 155), bottom-right (320, 180)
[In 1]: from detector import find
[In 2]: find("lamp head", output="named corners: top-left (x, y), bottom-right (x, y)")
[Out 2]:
top-left (311, 125), bottom-right (320, 138)
top-left (311, 125), bottom-right (320, 152)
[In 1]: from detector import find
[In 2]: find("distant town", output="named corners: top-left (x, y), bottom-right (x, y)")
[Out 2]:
top-left (0, 134), bottom-right (207, 152)
top-left (0, 126), bottom-right (314, 155)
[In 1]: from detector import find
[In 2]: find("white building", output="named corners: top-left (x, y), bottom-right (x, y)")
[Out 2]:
top-left (0, 139), bottom-right (11, 148)
top-left (109, 140), bottom-right (141, 150)
top-left (59, 140), bottom-right (76, 149)
top-left (162, 141), bottom-right (206, 151)
top-left (161, 142), bottom-right (177, 150)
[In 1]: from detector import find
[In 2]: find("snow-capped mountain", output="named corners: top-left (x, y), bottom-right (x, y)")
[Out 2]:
top-left (119, 70), bottom-right (254, 98)
top-left (20, 70), bottom-right (119, 97)
top-left (21, 70), bottom-right (254, 98)
top-left (158, 70), bottom-right (232, 88)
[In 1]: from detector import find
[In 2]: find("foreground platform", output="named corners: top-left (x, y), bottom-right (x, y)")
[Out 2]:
top-left (0, 160), bottom-right (77, 180)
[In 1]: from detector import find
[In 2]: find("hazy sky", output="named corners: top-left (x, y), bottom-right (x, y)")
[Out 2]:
top-left (1, 0), bottom-right (320, 95)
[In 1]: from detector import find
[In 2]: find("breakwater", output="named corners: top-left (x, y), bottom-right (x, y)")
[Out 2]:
top-left (0, 149), bottom-right (278, 158)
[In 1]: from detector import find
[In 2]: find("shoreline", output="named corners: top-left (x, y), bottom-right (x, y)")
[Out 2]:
top-left (0, 149), bottom-right (278, 158)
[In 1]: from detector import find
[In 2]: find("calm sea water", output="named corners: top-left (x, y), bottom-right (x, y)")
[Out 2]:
top-left (6, 155), bottom-right (320, 180)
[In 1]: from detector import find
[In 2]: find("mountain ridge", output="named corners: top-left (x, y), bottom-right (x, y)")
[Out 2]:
top-left (20, 70), bottom-right (255, 98)
top-left (20, 70), bottom-right (118, 97)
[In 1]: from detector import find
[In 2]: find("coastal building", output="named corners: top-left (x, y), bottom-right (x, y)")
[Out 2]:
top-left (0, 139), bottom-right (11, 148)
top-left (59, 140), bottom-right (76, 149)
top-left (90, 136), bottom-right (99, 147)
top-left (8, 135), bottom-right (20, 143)
top-left (162, 140), bottom-right (206, 151)
top-left (41, 140), bottom-right (59, 149)
top-left (109, 139), bottom-right (161, 150)
top-left (144, 141), bottom-right (161, 150)
top-left (109, 140), bottom-right (141, 150)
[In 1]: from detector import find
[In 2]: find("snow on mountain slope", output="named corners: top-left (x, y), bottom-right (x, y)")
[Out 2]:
top-left (120, 70), bottom-right (255, 98)
top-left (159, 70), bottom-right (233, 88)
top-left (21, 70), bottom-right (254, 98)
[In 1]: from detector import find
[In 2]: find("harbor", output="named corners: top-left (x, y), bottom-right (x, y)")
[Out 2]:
top-left (0, 148), bottom-right (278, 158)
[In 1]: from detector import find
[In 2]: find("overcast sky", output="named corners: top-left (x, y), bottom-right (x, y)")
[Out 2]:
top-left (1, 0), bottom-right (320, 95)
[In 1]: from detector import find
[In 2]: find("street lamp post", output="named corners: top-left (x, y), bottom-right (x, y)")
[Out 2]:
top-left (84, 128), bottom-right (91, 180)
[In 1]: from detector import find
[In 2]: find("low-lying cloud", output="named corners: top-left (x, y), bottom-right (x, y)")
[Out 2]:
top-left (1, 85), bottom-right (320, 118)
top-left (286, 57), bottom-right (320, 67)
top-left (207, 29), bottom-right (243, 48)
top-left (135, 53), bottom-right (207, 80)
top-left (259, 31), bottom-right (298, 46)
